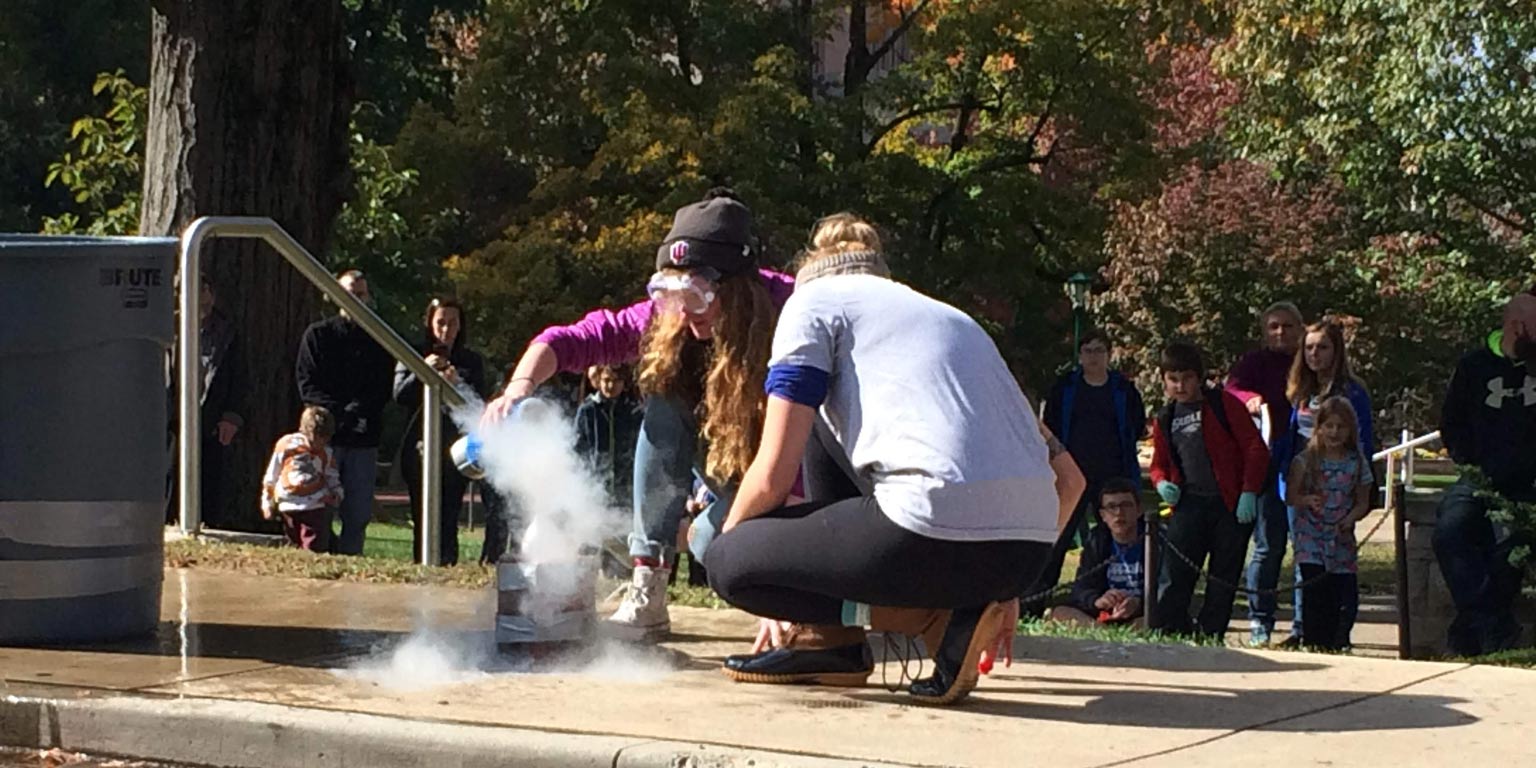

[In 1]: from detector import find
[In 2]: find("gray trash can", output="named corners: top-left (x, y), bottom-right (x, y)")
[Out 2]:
top-left (0, 234), bottom-right (177, 643)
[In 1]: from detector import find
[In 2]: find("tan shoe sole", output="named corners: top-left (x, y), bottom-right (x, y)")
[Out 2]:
top-left (908, 600), bottom-right (1008, 706)
top-left (720, 666), bottom-right (871, 687)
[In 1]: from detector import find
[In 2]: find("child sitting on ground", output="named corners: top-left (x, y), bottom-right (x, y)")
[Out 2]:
top-left (261, 405), bottom-right (343, 552)
top-left (1285, 396), bottom-right (1372, 651)
top-left (1049, 478), bottom-right (1147, 628)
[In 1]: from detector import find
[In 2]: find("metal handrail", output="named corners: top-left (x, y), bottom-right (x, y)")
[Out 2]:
top-left (1374, 430), bottom-right (1441, 513)
top-left (177, 216), bottom-right (464, 565)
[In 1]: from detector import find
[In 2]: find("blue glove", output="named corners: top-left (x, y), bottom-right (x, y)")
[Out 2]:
top-left (1156, 480), bottom-right (1181, 506)
top-left (1236, 492), bottom-right (1258, 525)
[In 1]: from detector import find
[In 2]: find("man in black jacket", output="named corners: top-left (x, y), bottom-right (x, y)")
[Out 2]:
top-left (1433, 292), bottom-right (1536, 655)
top-left (167, 276), bottom-right (246, 527)
top-left (295, 270), bottom-right (395, 555)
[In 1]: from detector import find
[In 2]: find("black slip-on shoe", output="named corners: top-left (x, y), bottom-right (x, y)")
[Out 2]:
top-left (721, 643), bottom-right (873, 686)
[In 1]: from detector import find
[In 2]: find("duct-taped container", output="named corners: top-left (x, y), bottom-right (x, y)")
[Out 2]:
top-left (0, 235), bottom-right (177, 643)
top-left (495, 555), bottom-right (598, 646)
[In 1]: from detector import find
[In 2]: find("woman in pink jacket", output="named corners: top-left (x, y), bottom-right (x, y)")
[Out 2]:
top-left (483, 190), bottom-right (794, 639)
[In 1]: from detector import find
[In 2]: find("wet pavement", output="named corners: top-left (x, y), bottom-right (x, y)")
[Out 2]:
top-left (2, 569), bottom-right (1533, 768)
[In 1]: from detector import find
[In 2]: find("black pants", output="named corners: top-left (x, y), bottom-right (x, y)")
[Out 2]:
top-left (1299, 564), bottom-right (1355, 651)
top-left (402, 434), bottom-right (467, 566)
top-left (165, 432), bottom-right (228, 527)
top-left (1154, 493), bottom-right (1253, 637)
top-left (1432, 481), bottom-right (1528, 655)
top-left (1021, 478), bottom-right (1104, 611)
top-left (478, 483), bottom-right (521, 565)
top-left (704, 419), bottom-right (1050, 624)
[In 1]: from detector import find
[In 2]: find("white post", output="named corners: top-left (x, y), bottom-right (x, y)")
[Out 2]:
top-left (421, 384), bottom-right (442, 566)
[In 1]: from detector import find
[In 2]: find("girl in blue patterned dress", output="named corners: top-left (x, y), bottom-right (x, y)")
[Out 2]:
top-left (1284, 397), bottom-right (1373, 650)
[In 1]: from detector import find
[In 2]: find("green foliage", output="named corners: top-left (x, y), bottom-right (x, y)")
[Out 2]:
top-left (40, 70), bottom-right (145, 236)
top-left (1099, 31), bottom-right (1532, 430)
top-left (1220, 0), bottom-right (1536, 247)
top-left (330, 123), bottom-right (430, 333)
top-left (0, 0), bottom-right (149, 230)
top-left (383, 0), bottom-right (1176, 383)
top-left (1204, 0), bottom-right (1536, 429)
top-left (1462, 465), bottom-right (1536, 569)
top-left (344, 0), bottom-right (480, 143)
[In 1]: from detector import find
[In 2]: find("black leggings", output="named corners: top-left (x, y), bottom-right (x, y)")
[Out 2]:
top-left (703, 420), bottom-right (1050, 624)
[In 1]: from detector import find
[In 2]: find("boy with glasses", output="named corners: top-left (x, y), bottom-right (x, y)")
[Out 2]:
top-left (1049, 478), bottom-right (1148, 627)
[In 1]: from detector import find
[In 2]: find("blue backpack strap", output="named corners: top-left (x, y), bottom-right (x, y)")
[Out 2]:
top-left (1111, 373), bottom-right (1135, 478)
top-left (1059, 370), bottom-right (1081, 444)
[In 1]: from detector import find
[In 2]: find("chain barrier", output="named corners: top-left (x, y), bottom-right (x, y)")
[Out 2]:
top-left (1157, 504), bottom-right (1394, 597)
top-left (874, 505), bottom-right (1397, 686)
top-left (1017, 552), bottom-right (1116, 607)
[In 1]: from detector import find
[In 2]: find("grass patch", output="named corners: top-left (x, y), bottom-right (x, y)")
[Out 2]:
top-left (166, 537), bottom-right (495, 588)
top-left (361, 521), bottom-right (485, 563)
top-left (1440, 647), bottom-right (1536, 668)
top-left (666, 556), bottom-right (729, 609)
top-left (1017, 616), bottom-right (1224, 647)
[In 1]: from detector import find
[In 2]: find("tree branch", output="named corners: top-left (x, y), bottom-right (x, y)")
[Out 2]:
top-left (1448, 186), bottom-right (1530, 234)
top-left (864, 101), bottom-right (981, 154)
top-left (865, 0), bottom-right (933, 75)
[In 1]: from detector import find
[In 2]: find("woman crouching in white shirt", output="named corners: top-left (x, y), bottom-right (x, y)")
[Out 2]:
top-left (704, 214), bottom-right (1060, 705)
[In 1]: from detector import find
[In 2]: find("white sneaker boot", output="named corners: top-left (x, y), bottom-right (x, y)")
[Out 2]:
top-left (604, 563), bottom-right (671, 640)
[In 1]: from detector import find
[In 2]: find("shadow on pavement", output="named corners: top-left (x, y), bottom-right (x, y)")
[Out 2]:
top-left (1009, 636), bottom-right (1331, 673)
top-left (33, 622), bottom-right (409, 669)
top-left (848, 681), bottom-right (1475, 732)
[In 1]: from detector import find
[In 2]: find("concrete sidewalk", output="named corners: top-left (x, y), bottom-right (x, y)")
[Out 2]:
top-left (2, 570), bottom-right (1530, 767)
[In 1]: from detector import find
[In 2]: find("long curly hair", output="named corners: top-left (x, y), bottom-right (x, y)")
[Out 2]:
top-left (636, 270), bottom-right (778, 483)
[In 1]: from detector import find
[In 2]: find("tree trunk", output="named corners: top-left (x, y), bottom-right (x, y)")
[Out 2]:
top-left (142, 0), bottom-right (351, 531)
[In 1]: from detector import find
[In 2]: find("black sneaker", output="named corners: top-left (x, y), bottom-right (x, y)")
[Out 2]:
top-left (721, 643), bottom-right (873, 687)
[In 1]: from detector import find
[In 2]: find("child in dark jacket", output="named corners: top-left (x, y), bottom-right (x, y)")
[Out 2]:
top-left (574, 365), bottom-right (643, 506)
top-left (1050, 478), bottom-right (1148, 628)
top-left (1150, 342), bottom-right (1270, 638)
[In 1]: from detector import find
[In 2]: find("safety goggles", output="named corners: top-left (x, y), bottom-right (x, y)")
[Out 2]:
top-left (646, 269), bottom-right (719, 315)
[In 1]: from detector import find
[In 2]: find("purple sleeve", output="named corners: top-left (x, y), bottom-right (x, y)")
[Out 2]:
top-left (531, 299), bottom-right (655, 374)
top-left (531, 270), bottom-right (791, 375)
top-left (760, 268), bottom-right (796, 308)
top-left (1224, 351), bottom-right (1263, 404)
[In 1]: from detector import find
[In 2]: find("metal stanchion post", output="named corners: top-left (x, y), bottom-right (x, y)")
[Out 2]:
top-left (1392, 480), bottom-right (1411, 660)
top-left (1143, 509), bottom-right (1160, 631)
top-left (421, 385), bottom-right (442, 567)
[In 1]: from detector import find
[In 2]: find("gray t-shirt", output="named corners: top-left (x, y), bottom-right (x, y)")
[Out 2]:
top-left (1170, 401), bottom-right (1221, 498)
top-left (770, 274), bottom-right (1058, 543)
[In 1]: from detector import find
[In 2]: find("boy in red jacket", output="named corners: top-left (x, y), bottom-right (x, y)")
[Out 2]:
top-left (1150, 342), bottom-right (1270, 638)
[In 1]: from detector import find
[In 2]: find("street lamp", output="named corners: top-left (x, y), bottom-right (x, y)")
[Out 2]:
top-left (1064, 271), bottom-right (1092, 354)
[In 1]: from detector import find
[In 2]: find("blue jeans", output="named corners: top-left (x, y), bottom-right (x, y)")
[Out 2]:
top-left (1433, 481), bottom-right (1526, 655)
top-left (331, 446), bottom-right (377, 555)
top-left (1245, 488), bottom-right (1291, 632)
top-left (629, 395), bottom-right (738, 563)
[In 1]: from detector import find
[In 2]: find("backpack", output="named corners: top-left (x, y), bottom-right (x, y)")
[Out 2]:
top-left (270, 438), bottom-right (330, 504)
top-left (1158, 386), bottom-right (1235, 481)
